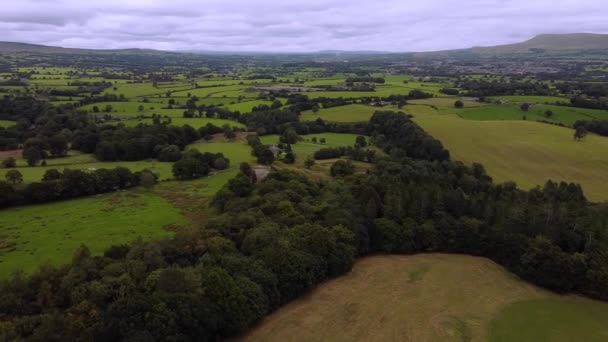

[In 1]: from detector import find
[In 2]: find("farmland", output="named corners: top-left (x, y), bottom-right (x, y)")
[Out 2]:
top-left (300, 104), bottom-right (384, 122)
top-left (0, 189), bottom-right (183, 277)
top-left (413, 114), bottom-right (608, 201)
top-left (2, 40), bottom-right (608, 341)
top-left (244, 254), bottom-right (608, 342)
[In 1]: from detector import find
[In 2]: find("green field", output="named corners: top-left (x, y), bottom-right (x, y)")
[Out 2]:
top-left (186, 140), bottom-right (255, 165)
top-left (414, 115), bottom-right (608, 202)
top-left (0, 189), bottom-right (183, 277)
top-left (300, 104), bottom-right (382, 122)
top-left (458, 104), bottom-right (608, 126)
top-left (489, 95), bottom-right (571, 104)
top-left (224, 99), bottom-right (276, 113)
top-left (3, 160), bottom-right (174, 183)
top-left (0, 120), bottom-right (16, 128)
top-left (244, 254), bottom-right (608, 342)
top-left (81, 101), bottom-right (186, 118)
top-left (107, 117), bottom-right (244, 129)
top-left (490, 298), bottom-right (608, 341)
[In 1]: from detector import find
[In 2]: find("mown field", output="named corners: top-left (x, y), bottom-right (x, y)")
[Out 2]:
top-left (300, 104), bottom-right (384, 122)
top-left (413, 115), bottom-right (608, 202)
top-left (243, 254), bottom-right (608, 342)
top-left (457, 103), bottom-right (608, 126)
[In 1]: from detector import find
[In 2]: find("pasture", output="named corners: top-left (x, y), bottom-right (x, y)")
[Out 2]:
top-left (489, 95), bottom-right (571, 104)
top-left (414, 115), bottom-right (608, 202)
top-left (300, 104), bottom-right (382, 122)
top-left (108, 117), bottom-right (244, 129)
top-left (2, 160), bottom-right (174, 183)
top-left (0, 189), bottom-right (183, 277)
top-left (244, 254), bottom-right (608, 342)
top-left (458, 103), bottom-right (608, 126)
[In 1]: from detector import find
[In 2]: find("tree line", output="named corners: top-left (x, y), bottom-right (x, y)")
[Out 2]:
top-left (2, 110), bottom-right (607, 340)
top-left (0, 167), bottom-right (155, 208)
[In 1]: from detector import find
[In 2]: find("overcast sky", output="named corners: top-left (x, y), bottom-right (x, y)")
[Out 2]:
top-left (1, 0), bottom-right (607, 52)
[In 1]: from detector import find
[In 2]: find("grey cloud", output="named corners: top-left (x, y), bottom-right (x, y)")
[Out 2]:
top-left (1, 0), bottom-right (607, 52)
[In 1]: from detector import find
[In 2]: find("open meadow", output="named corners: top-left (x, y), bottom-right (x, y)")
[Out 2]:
top-left (243, 254), bottom-right (608, 342)
top-left (300, 104), bottom-right (384, 122)
top-left (413, 115), bottom-right (608, 202)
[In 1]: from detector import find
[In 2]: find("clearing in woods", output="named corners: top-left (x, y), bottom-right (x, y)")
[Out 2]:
top-left (243, 254), bottom-right (608, 342)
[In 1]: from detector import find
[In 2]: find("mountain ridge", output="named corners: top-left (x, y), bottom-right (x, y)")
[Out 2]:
top-left (1, 33), bottom-right (607, 56)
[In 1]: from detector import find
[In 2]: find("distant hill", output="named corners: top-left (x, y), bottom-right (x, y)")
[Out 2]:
top-left (0, 41), bottom-right (171, 55)
top-left (471, 33), bottom-right (608, 54)
top-left (2, 33), bottom-right (608, 57)
top-left (413, 33), bottom-right (608, 58)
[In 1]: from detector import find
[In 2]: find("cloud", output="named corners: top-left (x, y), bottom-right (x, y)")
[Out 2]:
top-left (1, 0), bottom-right (607, 52)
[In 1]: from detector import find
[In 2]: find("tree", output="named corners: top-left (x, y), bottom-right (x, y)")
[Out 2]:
top-left (157, 145), bottom-right (182, 162)
top-left (42, 169), bottom-right (62, 182)
top-left (280, 128), bottom-right (298, 144)
top-left (5, 169), bottom-right (23, 185)
top-left (2, 157), bottom-right (16, 168)
top-left (172, 158), bottom-right (209, 180)
top-left (214, 157), bottom-right (229, 170)
top-left (355, 136), bottom-right (367, 148)
top-left (139, 170), bottom-right (157, 189)
top-left (330, 160), bottom-right (355, 177)
top-left (48, 134), bottom-right (68, 157)
top-left (454, 100), bottom-right (464, 108)
top-left (283, 148), bottom-right (295, 164)
top-left (319, 138), bottom-right (326, 144)
top-left (304, 156), bottom-right (315, 169)
top-left (545, 110), bottom-right (553, 118)
top-left (520, 103), bottom-right (530, 111)
top-left (22, 146), bottom-right (43, 166)
top-left (574, 126), bottom-right (588, 141)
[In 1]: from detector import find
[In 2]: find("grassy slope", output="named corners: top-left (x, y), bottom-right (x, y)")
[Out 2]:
top-left (0, 189), bottom-right (184, 277)
top-left (458, 104), bottom-right (608, 126)
top-left (413, 115), bottom-right (608, 202)
top-left (244, 254), bottom-right (608, 342)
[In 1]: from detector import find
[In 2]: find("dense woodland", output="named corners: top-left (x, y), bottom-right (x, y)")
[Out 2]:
top-left (1, 111), bottom-right (607, 340)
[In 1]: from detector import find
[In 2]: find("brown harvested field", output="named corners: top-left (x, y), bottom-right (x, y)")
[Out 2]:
top-left (242, 254), bottom-right (547, 342)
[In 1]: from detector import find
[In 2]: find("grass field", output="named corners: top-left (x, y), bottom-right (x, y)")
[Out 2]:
top-left (243, 254), bottom-right (608, 342)
top-left (2, 160), bottom-right (174, 183)
top-left (0, 189), bottom-right (184, 277)
top-left (458, 104), bottom-right (608, 126)
top-left (80, 101), bottom-right (186, 118)
top-left (224, 100), bottom-right (276, 113)
top-left (0, 120), bottom-right (16, 128)
top-left (186, 140), bottom-right (255, 165)
top-left (300, 104), bottom-right (382, 122)
top-left (489, 95), bottom-right (571, 104)
top-left (107, 117), bottom-right (244, 129)
top-left (490, 298), bottom-right (608, 341)
top-left (414, 115), bottom-right (608, 202)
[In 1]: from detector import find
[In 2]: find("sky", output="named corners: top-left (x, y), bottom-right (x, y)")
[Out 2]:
top-left (1, 0), bottom-right (607, 52)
